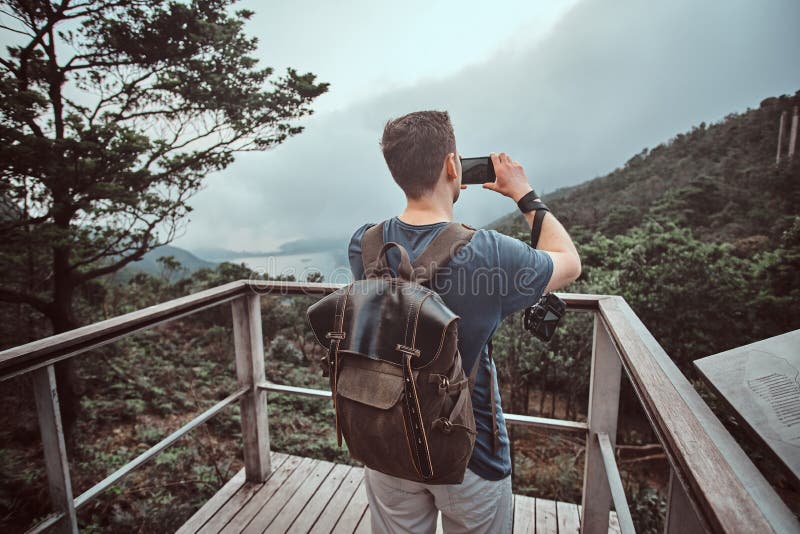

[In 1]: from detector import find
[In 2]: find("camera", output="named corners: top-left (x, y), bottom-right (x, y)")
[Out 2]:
top-left (523, 292), bottom-right (566, 341)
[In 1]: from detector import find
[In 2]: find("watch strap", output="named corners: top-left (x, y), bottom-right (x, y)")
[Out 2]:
top-left (517, 190), bottom-right (549, 214)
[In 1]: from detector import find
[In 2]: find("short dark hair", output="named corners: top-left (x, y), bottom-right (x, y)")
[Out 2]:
top-left (379, 110), bottom-right (456, 199)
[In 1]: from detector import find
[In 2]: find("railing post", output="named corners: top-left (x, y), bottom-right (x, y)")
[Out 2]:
top-left (664, 469), bottom-right (704, 534)
top-left (32, 364), bottom-right (79, 533)
top-left (231, 293), bottom-right (271, 481)
top-left (581, 313), bottom-right (622, 533)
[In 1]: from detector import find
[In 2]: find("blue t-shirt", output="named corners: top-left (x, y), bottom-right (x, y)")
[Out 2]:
top-left (347, 216), bottom-right (554, 481)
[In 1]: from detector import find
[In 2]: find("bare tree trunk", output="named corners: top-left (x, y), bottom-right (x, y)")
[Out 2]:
top-left (51, 243), bottom-right (83, 454)
top-left (538, 386), bottom-right (546, 414)
top-left (524, 384), bottom-right (530, 414)
top-left (566, 394), bottom-right (574, 420)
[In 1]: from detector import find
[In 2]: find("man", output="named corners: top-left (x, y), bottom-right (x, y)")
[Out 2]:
top-left (347, 110), bottom-right (581, 533)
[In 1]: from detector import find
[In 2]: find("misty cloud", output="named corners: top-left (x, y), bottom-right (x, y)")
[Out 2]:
top-left (176, 0), bottom-right (800, 252)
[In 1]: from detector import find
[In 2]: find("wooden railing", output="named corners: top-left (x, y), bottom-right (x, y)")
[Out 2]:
top-left (0, 280), bottom-right (797, 534)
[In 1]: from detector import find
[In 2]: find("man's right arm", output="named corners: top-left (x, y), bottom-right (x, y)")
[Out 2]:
top-left (347, 223), bottom-right (375, 281)
top-left (483, 152), bottom-right (581, 293)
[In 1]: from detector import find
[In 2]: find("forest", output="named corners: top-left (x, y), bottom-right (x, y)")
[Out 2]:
top-left (2, 88), bottom-right (798, 532)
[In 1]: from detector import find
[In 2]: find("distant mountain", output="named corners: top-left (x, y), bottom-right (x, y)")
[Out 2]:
top-left (275, 237), bottom-right (349, 255)
top-left (190, 246), bottom-right (274, 262)
top-left (490, 89), bottom-right (800, 252)
top-left (191, 236), bottom-right (348, 262)
top-left (117, 245), bottom-right (218, 281)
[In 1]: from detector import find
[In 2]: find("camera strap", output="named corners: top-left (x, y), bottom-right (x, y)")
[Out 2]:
top-left (530, 208), bottom-right (548, 248)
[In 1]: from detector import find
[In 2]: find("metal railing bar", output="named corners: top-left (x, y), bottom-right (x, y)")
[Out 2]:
top-left (24, 512), bottom-right (64, 534)
top-left (597, 432), bottom-right (636, 534)
top-left (259, 382), bottom-right (331, 398)
top-left (73, 387), bottom-right (248, 511)
top-left (503, 413), bottom-right (588, 433)
top-left (259, 382), bottom-right (588, 433)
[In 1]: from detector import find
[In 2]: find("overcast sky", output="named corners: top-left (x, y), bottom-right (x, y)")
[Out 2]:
top-left (169, 0), bottom-right (799, 252)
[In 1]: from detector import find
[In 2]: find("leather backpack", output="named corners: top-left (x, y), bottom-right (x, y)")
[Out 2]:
top-left (307, 220), bottom-right (497, 484)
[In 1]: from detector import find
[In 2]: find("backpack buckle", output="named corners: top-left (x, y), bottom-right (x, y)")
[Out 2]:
top-left (433, 418), bottom-right (453, 434)
top-left (395, 344), bottom-right (421, 358)
top-left (438, 376), bottom-right (449, 394)
top-left (326, 331), bottom-right (346, 340)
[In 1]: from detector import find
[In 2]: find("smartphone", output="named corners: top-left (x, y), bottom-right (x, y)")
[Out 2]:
top-left (460, 157), bottom-right (496, 185)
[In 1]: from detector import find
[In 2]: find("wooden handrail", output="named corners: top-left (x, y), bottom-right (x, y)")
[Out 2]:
top-left (0, 281), bottom-right (600, 382)
top-left (0, 281), bottom-right (248, 382)
top-left (597, 296), bottom-right (796, 533)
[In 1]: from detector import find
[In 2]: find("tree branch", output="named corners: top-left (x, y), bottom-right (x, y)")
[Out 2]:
top-left (0, 287), bottom-right (51, 315)
top-left (0, 57), bottom-right (16, 72)
top-left (0, 211), bottom-right (53, 231)
top-left (0, 7), bottom-right (30, 27)
top-left (64, 59), bottom-right (137, 71)
top-left (67, 212), bottom-right (152, 271)
top-left (72, 214), bottom-right (180, 283)
top-left (88, 65), bottom-right (166, 123)
top-left (0, 24), bottom-right (33, 37)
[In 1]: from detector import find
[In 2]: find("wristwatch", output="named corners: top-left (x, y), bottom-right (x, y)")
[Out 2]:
top-left (516, 190), bottom-right (550, 248)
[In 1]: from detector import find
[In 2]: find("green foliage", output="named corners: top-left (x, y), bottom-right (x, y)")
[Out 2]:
top-left (600, 204), bottom-right (642, 235)
top-left (267, 334), bottom-right (304, 364)
top-left (0, 0), bottom-right (328, 339)
top-left (752, 216), bottom-right (800, 337)
top-left (626, 485), bottom-right (668, 534)
top-left (650, 175), bottom-right (725, 227)
top-left (578, 219), bottom-right (761, 370)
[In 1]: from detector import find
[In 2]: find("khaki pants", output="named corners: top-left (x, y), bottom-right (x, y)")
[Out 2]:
top-left (363, 466), bottom-right (513, 533)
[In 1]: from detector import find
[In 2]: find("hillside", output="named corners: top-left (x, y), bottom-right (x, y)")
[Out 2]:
top-left (118, 244), bottom-right (218, 281)
top-left (491, 90), bottom-right (800, 252)
top-left (191, 237), bottom-right (347, 262)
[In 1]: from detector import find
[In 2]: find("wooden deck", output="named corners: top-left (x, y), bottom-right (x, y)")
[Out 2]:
top-left (177, 453), bottom-right (621, 534)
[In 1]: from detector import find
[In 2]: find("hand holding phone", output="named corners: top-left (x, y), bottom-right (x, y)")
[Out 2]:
top-left (483, 152), bottom-right (534, 202)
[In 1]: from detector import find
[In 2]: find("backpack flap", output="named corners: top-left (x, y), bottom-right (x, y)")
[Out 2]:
top-left (307, 279), bottom-right (459, 369)
top-left (336, 359), bottom-right (407, 409)
top-left (306, 284), bottom-right (348, 350)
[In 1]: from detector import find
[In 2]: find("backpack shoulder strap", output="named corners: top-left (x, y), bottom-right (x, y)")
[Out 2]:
top-left (464, 337), bottom-right (500, 455)
top-left (412, 222), bottom-right (475, 286)
top-left (360, 221), bottom-right (386, 278)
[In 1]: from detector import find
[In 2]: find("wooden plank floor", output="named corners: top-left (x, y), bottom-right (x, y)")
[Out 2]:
top-left (177, 453), bottom-right (621, 534)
